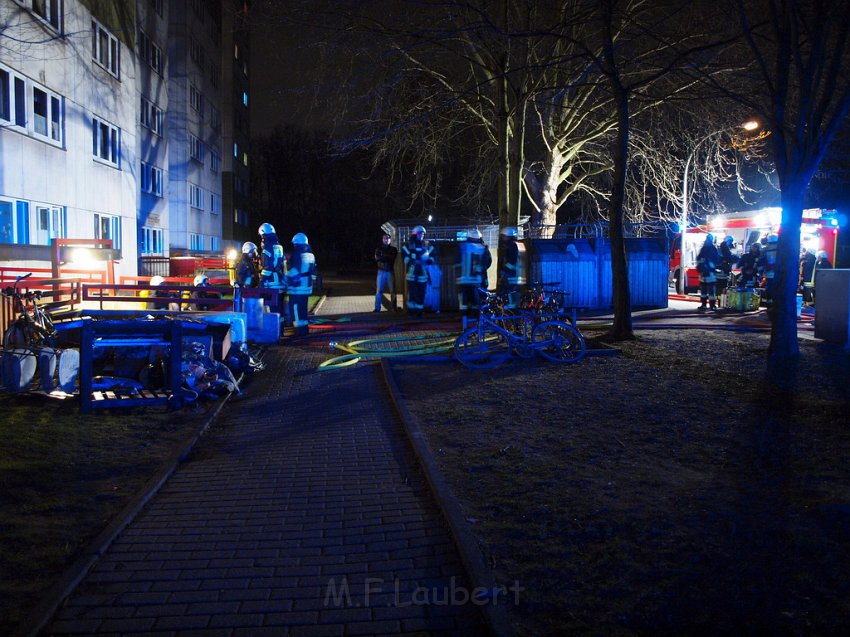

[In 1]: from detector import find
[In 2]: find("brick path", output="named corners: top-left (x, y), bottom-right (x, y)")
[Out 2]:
top-left (44, 288), bottom-right (487, 635)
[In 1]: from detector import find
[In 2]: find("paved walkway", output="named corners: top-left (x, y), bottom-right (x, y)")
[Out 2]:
top-left (44, 278), bottom-right (487, 635)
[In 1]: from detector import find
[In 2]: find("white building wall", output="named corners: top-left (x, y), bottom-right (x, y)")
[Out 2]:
top-left (0, 0), bottom-right (139, 280)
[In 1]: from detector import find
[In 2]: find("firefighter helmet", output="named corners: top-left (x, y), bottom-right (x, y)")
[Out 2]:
top-left (817, 250), bottom-right (828, 259)
top-left (292, 232), bottom-right (308, 245)
top-left (242, 241), bottom-right (258, 254)
top-left (500, 227), bottom-right (518, 238)
top-left (706, 233), bottom-right (715, 244)
top-left (193, 274), bottom-right (210, 286)
top-left (411, 225), bottom-right (426, 238)
top-left (468, 228), bottom-right (482, 240)
top-left (150, 275), bottom-right (165, 286)
top-left (767, 233), bottom-right (779, 243)
top-left (258, 222), bottom-right (275, 235)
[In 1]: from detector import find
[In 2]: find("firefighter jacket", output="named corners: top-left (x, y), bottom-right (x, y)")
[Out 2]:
top-left (696, 241), bottom-right (720, 283)
top-left (737, 250), bottom-right (760, 282)
top-left (375, 244), bottom-right (398, 272)
top-left (499, 239), bottom-right (526, 286)
top-left (235, 254), bottom-right (259, 288)
top-left (457, 239), bottom-right (492, 287)
top-left (719, 241), bottom-right (737, 274)
top-left (402, 238), bottom-right (434, 283)
top-left (260, 232), bottom-right (286, 288)
top-left (800, 252), bottom-right (816, 288)
top-left (285, 244), bottom-right (317, 295)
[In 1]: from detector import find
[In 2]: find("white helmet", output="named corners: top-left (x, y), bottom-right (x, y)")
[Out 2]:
top-left (292, 232), bottom-right (308, 245)
top-left (150, 275), bottom-right (165, 286)
top-left (817, 250), bottom-right (828, 259)
top-left (242, 241), bottom-right (258, 254)
top-left (500, 227), bottom-right (518, 238)
top-left (411, 225), bottom-right (426, 238)
top-left (468, 228), bottom-right (482, 240)
top-left (258, 222), bottom-right (275, 235)
top-left (193, 274), bottom-right (210, 286)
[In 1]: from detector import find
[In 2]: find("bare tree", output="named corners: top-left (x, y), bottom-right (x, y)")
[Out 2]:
top-left (721, 0), bottom-right (850, 356)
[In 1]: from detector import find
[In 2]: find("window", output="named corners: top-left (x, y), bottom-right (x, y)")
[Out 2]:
top-left (138, 30), bottom-right (163, 74)
top-left (209, 63), bottom-right (219, 89)
top-left (18, 0), bottom-right (61, 31)
top-left (191, 0), bottom-right (205, 22)
top-left (234, 208), bottom-right (248, 226)
top-left (242, 152), bottom-right (248, 167)
top-left (210, 150), bottom-right (220, 173)
top-left (141, 162), bottom-right (163, 197)
top-left (92, 116), bottom-right (119, 166)
top-left (141, 226), bottom-right (163, 255)
top-left (92, 20), bottom-right (119, 77)
top-left (242, 91), bottom-right (248, 107)
top-left (233, 142), bottom-right (239, 158)
top-left (210, 193), bottom-right (221, 214)
top-left (190, 85), bottom-right (203, 114)
top-left (93, 213), bottom-right (122, 250)
top-left (210, 236), bottom-right (220, 252)
top-left (2, 67), bottom-right (64, 143)
top-left (189, 134), bottom-right (204, 162)
top-left (33, 85), bottom-right (62, 143)
top-left (33, 204), bottom-right (66, 245)
top-left (140, 96), bottom-right (163, 135)
top-left (190, 233), bottom-right (204, 251)
top-left (0, 200), bottom-right (14, 244)
top-left (190, 37), bottom-right (205, 69)
top-left (234, 43), bottom-right (240, 61)
top-left (150, 0), bottom-right (163, 18)
top-left (209, 105), bottom-right (220, 130)
top-left (189, 184), bottom-right (204, 209)
top-left (0, 66), bottom-right (26, 127)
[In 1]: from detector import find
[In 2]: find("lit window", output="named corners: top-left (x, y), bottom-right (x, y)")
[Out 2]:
top-left (242, 91), bottom-right (248, 107)
top-left (242, 152), bottom-right (248, 167)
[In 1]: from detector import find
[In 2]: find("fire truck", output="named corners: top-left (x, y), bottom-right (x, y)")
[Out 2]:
top-left (669, 207), bottom-right (842, 293)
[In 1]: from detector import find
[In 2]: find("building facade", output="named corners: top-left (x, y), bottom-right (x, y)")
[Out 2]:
top-left (0, 0), bottom-right (249, 278)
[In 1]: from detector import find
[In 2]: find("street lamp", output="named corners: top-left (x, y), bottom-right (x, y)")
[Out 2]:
top-left (678, 120), bottom-right (760, 294)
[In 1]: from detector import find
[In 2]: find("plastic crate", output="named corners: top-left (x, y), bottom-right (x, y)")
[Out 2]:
top-left (726, 288), bottom-right (761, 311)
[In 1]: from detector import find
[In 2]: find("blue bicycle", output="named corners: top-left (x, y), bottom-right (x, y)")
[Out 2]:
top-left (454, 289), bottom-right (586, 369)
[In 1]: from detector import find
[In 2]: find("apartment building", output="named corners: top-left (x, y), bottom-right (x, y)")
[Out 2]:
top-left (1, 0), bottom-right (138, 280)
top-left (0, 0), bottom-right (249, 276)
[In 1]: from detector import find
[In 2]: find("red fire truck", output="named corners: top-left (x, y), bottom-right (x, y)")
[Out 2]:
top-left (669, 207), bottom-right (841, 293)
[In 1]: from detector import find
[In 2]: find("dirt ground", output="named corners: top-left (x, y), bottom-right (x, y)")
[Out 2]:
top-left (391, 328), bottom-right (850, 636)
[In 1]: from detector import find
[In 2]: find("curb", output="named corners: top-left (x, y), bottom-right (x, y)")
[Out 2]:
top-left (379, 359), bottom-right (513, 637)
top-left (16, 394), bottom-right (232, 637)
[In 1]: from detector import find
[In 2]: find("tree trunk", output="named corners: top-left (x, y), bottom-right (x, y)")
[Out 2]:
top-left (607, 85), bottom-right (634, 341)
top-left (769, 187), bottom-right (805, 356)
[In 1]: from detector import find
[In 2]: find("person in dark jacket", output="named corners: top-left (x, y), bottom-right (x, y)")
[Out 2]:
top-left (401, 225), bottom-right (433, 318)
top-left (189, 274), bottom-right (222, 311)
top-left (806, 249), bottom-right (833, 306)
top-left (799, 248), bottom-right (817, 303)
top-left (456, 228), bottom-right (492, 314)
top-left (374, 233), bottom-right (399, 312)
top-left (285, 232), bottom-right (316, 336)
top-left (497, 227), bottom-right (526, 308)
top-left (736, 243), bottom-right (761, 287)
top-left (696, 234), bottom-right (721, 310)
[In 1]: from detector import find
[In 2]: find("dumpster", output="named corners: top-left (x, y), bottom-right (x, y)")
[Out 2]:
top-left (527, 239), bottom-right (597, 308)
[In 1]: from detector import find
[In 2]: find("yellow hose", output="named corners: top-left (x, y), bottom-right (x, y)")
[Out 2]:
top-left (318, 332), bottom-right (459, 371)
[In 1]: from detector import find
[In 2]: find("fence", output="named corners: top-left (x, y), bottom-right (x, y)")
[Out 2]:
top-left (1, 277), bottom-right (82, 342)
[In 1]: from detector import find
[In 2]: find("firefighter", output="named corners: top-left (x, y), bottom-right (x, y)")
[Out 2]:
top-left (189, 273), bottom-right (222, 311)
top-left (456, 228), bottom-right (492, 314)
top-left (737, 243), bottom-right (761, 287)
top-left (285, 232), bottom-right (316, 336)
top-left (696, 234), bottom-right (720, 310)
top-left (760, 233), bottom-right (779, 310)
top-left (498, 227), bottom-right (526, 308)
top-left (401, 225), bottom-right (433, 318)
top-left (799, 248), bottom-right (817, 304)
top-left (146, 275), bottom-right (180, 311)
top-left (235, 242), bottom-right (259, 288)
top-left (258, 223), bottom-right (285, 288)
top-left (807, 249), bottom-right (833, 306)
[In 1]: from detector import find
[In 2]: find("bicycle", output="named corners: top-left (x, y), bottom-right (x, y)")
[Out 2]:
top-left (454, 288), bottom-right (586, 369)
top-left (1, 273), bottom-right (68, 393)
top-left (2, 273), bottom-right (57, 349)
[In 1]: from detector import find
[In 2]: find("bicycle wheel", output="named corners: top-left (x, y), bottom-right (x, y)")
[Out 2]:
top-left (531, 320), bottom-right (586, 363)
top-left (3, 322), bottom-right (29, 349)
top-left (454, 325), bottom-right (511, 369)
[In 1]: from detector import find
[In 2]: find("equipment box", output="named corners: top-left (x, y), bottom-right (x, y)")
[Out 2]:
top-left (726, 288), bottom-right (761, 311)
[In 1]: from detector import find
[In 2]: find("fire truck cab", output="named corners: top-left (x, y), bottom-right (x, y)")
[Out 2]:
top-left (669, 207), bottom-right (841, 293)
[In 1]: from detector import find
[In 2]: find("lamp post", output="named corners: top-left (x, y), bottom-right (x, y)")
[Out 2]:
top-left (678, 120), bottom-right (759, 294)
